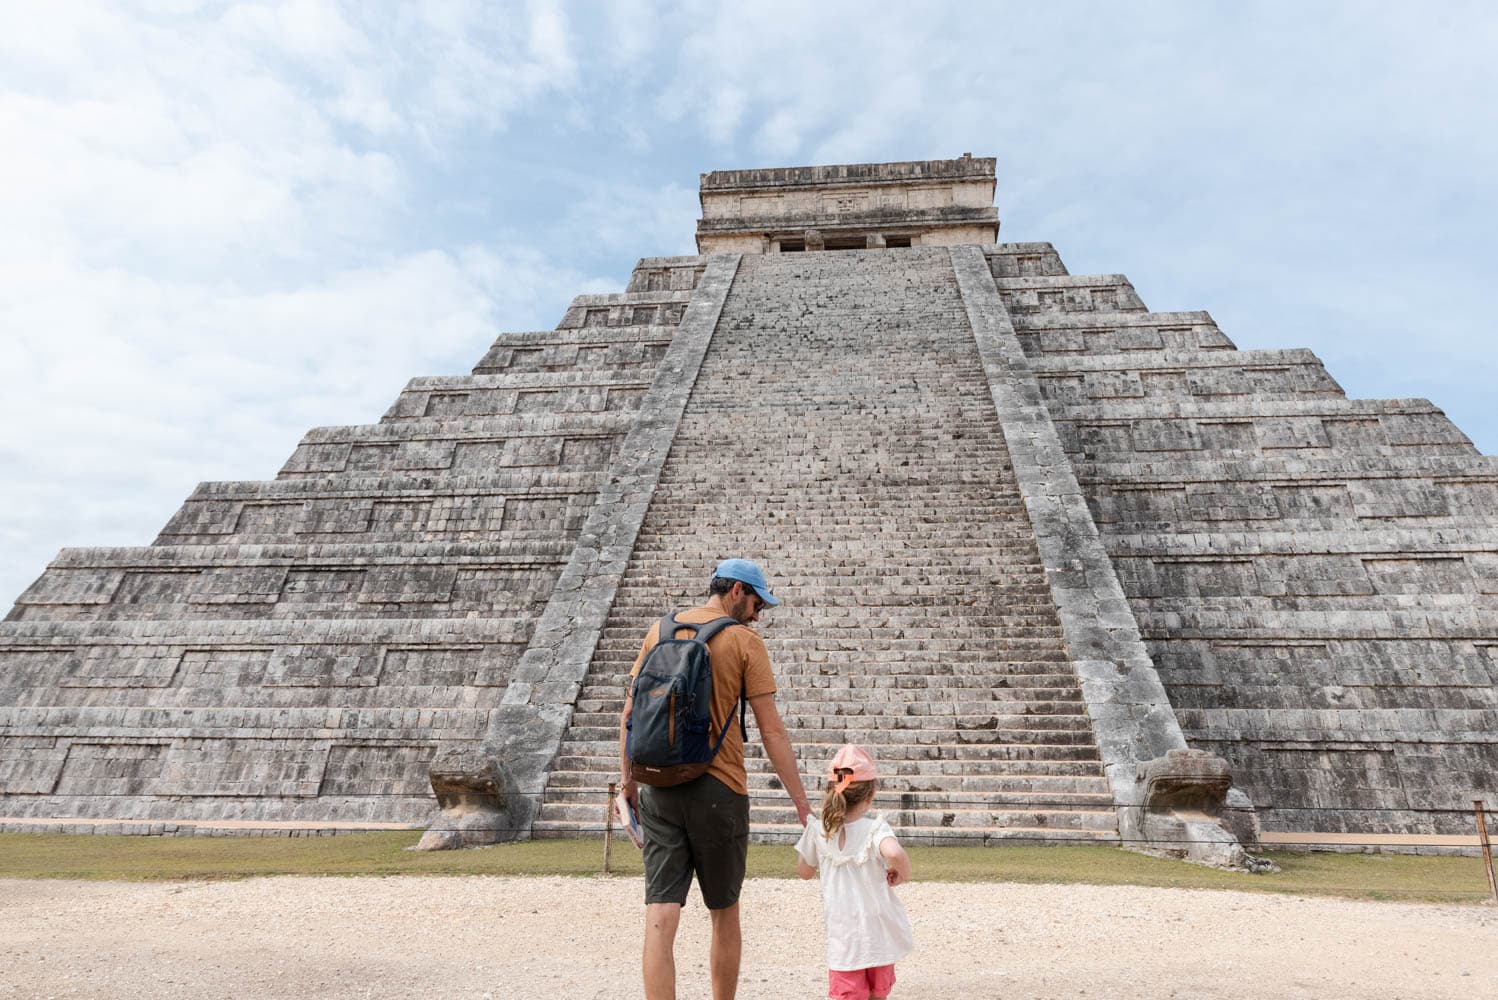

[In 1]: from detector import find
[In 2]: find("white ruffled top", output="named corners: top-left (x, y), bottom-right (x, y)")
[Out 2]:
top-left (796, 813), bottom-right (915, 971)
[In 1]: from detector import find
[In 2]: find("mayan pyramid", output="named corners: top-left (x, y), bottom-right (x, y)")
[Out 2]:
top-left (3, 155), bottom-right (1493, 855)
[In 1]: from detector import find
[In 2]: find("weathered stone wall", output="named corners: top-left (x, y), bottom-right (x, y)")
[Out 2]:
top-left (0, 256), bottom-right (712, 831)
top-left (993, 243), bottom-right (1498, 835)
top-left (442, 254), bottom-right (743, 842)
top-left (951, 245), bottom-right (1218, 851)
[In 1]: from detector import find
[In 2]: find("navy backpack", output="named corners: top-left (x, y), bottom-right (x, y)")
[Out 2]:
top-left (626, 612), bottom-right (747, 786)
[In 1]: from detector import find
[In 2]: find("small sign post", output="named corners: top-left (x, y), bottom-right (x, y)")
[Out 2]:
top-left (1476, 800), bottom-right (1497, 904)
top-left (604, 781), bottom-right (617, 875)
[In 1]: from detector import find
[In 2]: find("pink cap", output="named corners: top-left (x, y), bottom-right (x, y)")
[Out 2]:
top-left (827, 745), bottom-right (878, 792)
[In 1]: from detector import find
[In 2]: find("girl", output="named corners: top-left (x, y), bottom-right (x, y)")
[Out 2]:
top-left (796, 745), bottom-right (914, 1000)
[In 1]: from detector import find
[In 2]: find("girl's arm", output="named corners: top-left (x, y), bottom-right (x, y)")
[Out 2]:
top-left (880, 836), bottom-right (912, 887)
top-left (795, 825), bottom-right (818, 880)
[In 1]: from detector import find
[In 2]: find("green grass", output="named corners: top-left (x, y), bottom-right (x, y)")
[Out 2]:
top-left (1, 832), bottom-right (1492, 903)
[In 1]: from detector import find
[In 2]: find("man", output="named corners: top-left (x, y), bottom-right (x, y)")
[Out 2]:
top-left (619, 557), bottom-right (813, 1000)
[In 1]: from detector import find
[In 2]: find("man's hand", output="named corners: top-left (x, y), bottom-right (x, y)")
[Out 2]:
top-left (621, 777), bottom-right (640, 810)
top-left (794, 797), bottom-right (812, 827)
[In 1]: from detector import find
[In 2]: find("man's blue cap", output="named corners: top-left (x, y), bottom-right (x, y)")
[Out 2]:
top-left (713, 558), bottom-right (779, 606)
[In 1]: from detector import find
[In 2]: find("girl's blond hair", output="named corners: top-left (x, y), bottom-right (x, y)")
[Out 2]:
top-left (821, 777), bottom-right (876, 838)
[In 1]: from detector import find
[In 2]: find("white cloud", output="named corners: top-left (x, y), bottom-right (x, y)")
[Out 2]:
top-left (0, 243), bottom-right (606, 604)
top-left (602, 0), bottom-right (657, 70)
top-left (0, 1), bottom-right (593, 604)
top-left (651, 1), bottom-right (1497, 454)
top-left (3, 0), bottom-right (1497, 610)
top-left (558, 181), bottom-right (700, 260)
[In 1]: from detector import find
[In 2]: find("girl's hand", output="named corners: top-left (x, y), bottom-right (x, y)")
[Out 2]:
top-left (879, 836), bottom-right (911, 887)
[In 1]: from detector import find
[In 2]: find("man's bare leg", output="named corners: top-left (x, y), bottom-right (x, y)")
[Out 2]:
top-left (643, 902), bottom-right (682, 1000)
top-left (708, 902), bottom-right (742, 1000)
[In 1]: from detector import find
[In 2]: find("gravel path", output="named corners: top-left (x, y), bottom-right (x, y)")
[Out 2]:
top-left (3, 875), bottom-right (1495, 999)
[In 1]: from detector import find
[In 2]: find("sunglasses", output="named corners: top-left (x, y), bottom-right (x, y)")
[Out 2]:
top-left (739, 583), bottom-right (767, 613)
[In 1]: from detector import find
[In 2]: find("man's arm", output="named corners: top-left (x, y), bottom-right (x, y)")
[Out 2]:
top-left (748, 692), bottom-right (811, 826)
top-left (618, 625), bottom-right (656, 810)
top-left (618, 689), bottom-right (637, 808)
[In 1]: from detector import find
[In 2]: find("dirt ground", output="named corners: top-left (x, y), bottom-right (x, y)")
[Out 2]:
top-left (2, 875), bottom-right (1495, 999)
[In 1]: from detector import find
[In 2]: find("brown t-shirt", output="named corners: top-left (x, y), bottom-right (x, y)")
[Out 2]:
top-left (629, 606), bottom-right (777, 796)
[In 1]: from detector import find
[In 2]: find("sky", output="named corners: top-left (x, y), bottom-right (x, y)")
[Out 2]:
top-left (2, 1), bottom-right (1496, 607)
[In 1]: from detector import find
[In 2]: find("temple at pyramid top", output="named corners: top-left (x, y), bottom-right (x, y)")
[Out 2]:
top-left (696, 153), bottom-right (998, 253)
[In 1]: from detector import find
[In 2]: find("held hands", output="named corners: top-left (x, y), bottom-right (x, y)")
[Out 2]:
top-left (794, 798), bottom-right (813, 827)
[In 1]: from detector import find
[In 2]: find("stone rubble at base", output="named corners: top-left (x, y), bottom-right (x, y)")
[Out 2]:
top-left (2, 156), bottom-right (1494, 859)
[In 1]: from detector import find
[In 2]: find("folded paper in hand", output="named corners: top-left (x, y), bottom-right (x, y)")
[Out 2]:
top-left (615, 792), bottom-right (644, 848)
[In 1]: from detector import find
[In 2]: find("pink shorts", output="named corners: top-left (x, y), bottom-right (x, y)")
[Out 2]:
top-left (828, 964), bottom-right (896, 1000)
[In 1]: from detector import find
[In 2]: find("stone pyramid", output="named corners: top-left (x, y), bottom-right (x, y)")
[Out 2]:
top-left (3, 156), bottom-right (1493, 856)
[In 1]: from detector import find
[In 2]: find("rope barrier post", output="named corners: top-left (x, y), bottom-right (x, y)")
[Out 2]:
top-left (1476, 800), bottom-right (1498, 904)
top-left (603, 782), bottom-right (617, 875)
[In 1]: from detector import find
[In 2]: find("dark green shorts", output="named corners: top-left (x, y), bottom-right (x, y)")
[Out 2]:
top-left (639, 774), bottom-right (750, 910)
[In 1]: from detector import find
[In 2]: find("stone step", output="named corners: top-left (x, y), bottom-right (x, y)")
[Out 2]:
top-left (596, 618), bottom-right (1067, 636)
top-left (614, 570), bottom-right (1050, 582)
top-left (531, 819), bottom-right (1119, 846)
top-left (599, 611), bottom-right (1063, 625)
top-left (574, 690), bottom-right (1085, 714)
top-left (624, 516), bottom-right (1041, 527)
top-left (294, 410), bottom-right (633, 444)
top-left (597, 663), bottom-right (1075, 679)
top-left (570, 705), bottom-right (1093, 730)
top-left (180, 468), bottom-right (603, 502)
top-left (535, 800), bottom-right (1119, 833)
top-left (591, 645), bottom-right (1072, 663)
top-left (783, 711), bottom-right (1092, 732)
top-left (579, 685), bottom-right (1084, 706)
top-left (606, 590), bottom-right (1061, 604)
top-left (551, 755), bottom-right (1107, 780)
top-left (544, 784), bottom-right (1113, 810)
top-left (550, 770), bottom-right (1111, 797)
top-left (644, 483), bottom-right (1034, 497)
top-left (562, 723), bottom-right (1098, 745)
top-left (593, 641), bottom-right (1069, 661)
top-left (1107, 524), bottom-right (1498, 557)
top-left (628, 530), bottom-right (1046, 544)
top-left (611, 572), bottom-right (1055, 586)
top-left (1026, 345), bottom-right (1327, 376)
top-left (578, 674), bottom-right (1086, 699)
top-left (553, 753), bottom-right (1105, 777)
top-left (596, 620), bottom-right (1068, 638)
top-left (1141, 593), bottom-right (1498, 615)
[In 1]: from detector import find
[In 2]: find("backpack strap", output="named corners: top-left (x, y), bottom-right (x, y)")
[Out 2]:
top-left (687, 615), bottom-right (751, 750)
top-left (656, 613), bottom-right (737, 645)
top-left (691, 615), bottom-right (740, 644)
top-left (711, 686), bottom-right (749, 756)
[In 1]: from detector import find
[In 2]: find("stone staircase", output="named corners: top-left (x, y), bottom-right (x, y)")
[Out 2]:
top-left (535, 248), bottom-right (1119, 845)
